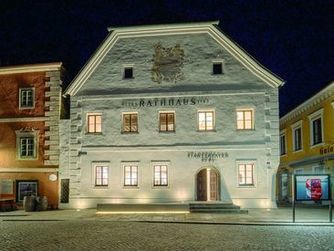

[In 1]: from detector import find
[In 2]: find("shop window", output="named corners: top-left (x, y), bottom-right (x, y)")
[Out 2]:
top-left (159, 112), bottom-right (175, 132)
top-left (19, 88), bottom-right (34, 109)
top-left (87, 113), bottom-right (102, 133)
top-left (238, 163), bottom-right (254, 186)
top-left (153, 164), bottom-right (168, 186)
top-left (198, 110), bottom-right (214, 131)
top-left (16, 180), bottom-right (38, 202)
top-left (124, 165), bottom-right (138, 186)
top-left (236, 109), bottom-right (254, 130)
top-left (122, 113), bottom-right (138, 133)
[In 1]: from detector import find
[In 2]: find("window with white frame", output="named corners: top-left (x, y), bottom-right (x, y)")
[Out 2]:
top-left (87, 113), bottom-right (102, 133)
top-left (153, 164), bottom-right (168, 186)
top-left (280, 133), bottom-right (286, 155)
top-left (19, 88), bottom-right (34, 109)
top-left (159, 112), bottom-right (175, 132)
top-left (238, 163), bottom-right (254, 186)
top-left (236, 109), bottom-right (254, 130)
top-left (122, 113), bottom-right (138, 133)
top-left (95, 165), bottom-right (109, 186)
top-left (291, 121), bottom-right (303, 152)
top-left (308, 109), bottom-right (324, 146)
top-left (16, 129), bottom-right (38, 160)
top-left (124, 165), bottom-right (138, 186)
top-left (198, 110), bottom-right (214, 131)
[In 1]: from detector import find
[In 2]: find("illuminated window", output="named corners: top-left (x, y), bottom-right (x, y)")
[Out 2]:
top-left (238, 163), bottom-right (254, 186)
top-left (159, 112), bottom-right (175, 132)
top-left (124, 165), bottom-right (138, 186)
top-left (198, 111), bottom-right (214, 131)
top-left (87, 114), bottom-right (102, 133)
top-left (20, 137), bottom-right (35, 158)
top-left (280, 133), bottom-right (286, 155)
top-left (19, 88), bottom-right (34, 109)
top-left (154, 165), bottom-right (168, 186)
top-left (123, 67), bottom-right (133, 79)
top-left (122, 113), bottom-right (138, 133)
top-left (237, 109), bottom-right (254, 130)
top-left (95, 166), bottom-right (108, 186)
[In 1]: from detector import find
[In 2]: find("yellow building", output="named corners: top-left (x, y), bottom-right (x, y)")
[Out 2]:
top-left (278, 81), bottom-right (334, 204)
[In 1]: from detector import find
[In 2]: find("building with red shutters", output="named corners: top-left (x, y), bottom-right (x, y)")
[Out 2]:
top-left (0, 63), bottom-right (63, 209)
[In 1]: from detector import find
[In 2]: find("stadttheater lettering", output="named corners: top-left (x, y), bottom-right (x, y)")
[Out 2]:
top-left (122, 97), bottom-right (210, 108)
top-left (187, 151), bottom-right (229, 162)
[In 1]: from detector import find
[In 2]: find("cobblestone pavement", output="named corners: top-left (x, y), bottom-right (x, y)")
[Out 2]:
top-left (1, 220), bottom-right (334, 250)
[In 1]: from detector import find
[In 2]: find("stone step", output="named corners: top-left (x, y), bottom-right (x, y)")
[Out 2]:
top-left (189, 203), bottom-right (247, 214)
top-left (97, 203), bottom-right (189, 213)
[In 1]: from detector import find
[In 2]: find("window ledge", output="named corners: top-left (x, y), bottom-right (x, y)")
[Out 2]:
top-left (237, 185), bottom-right (256, 188)
top-left (123, 186), bottom-right (139, 189)
top-left (159, 131), bottom-right (176, 134)
top-left (310, 142), bottom-right (325, 149)
top-left (86, 132), bottom-right (103, 135)
top-left (197, 130), bottom-right (216, 133)
top-left (292, 149), bottom-right (303, 153)
top-left (152, 185), bottom-right (169, 189)
top-left (121, 131), bottom-right (139, 134)
top-left (236, 129), bottom-right (255, 131)
top-left (19, 107), bottom-right (35, 110)
top-left (93, 186), bottom-right (109, 190)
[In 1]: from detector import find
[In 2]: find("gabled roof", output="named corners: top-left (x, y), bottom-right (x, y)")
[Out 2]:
top-left (280, 81), bottom-right (334, 124)
top-left (0, 62), bottom-right (62, 75)
top-left (65, 21), bottom-right (284, 96)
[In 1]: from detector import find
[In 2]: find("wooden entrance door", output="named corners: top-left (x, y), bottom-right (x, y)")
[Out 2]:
top-left (210, 170), bottom-right (218, 201)
top-left (196, 169), bottom-right (207, 201)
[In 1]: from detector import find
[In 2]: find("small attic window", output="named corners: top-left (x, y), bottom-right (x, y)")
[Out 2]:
top-left (123, 67), bottom-right (133, 79)
top-left (212, 62), bottom-right (223, 75)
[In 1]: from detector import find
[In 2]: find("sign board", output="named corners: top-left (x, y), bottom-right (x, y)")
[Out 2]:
top-left (0, 179), bottom-right (14, 195)
top-left (294, 175), bottom-right (331, 201)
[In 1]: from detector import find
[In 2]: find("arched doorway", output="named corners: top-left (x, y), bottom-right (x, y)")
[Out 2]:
top-left (196, 168), bottom-right (220, 201)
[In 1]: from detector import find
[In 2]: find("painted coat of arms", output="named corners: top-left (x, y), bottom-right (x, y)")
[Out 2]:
top-left (151, 43), bottom-right (185, 84)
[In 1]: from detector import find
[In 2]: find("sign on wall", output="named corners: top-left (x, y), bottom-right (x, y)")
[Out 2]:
top-left (294, 175), bottom-right (331, 201)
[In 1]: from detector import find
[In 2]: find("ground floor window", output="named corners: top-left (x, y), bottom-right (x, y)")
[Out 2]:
top-left (124, 165), bottom-right (138, 186)
top-left (95, 165), bottom-right (109, 186)
top-left (238, 163), bottom-right (254, 186)
top-left (153, 164), bottom-right (168, 186)
top-left (16, 180), bottom-right (38, 202)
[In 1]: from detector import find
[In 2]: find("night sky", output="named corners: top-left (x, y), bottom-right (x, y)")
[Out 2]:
top-left (0, 1), bottom-right (333, 115)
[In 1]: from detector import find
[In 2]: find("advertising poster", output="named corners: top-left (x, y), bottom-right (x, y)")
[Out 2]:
top-left (295, 175), bottom-right (330, 201)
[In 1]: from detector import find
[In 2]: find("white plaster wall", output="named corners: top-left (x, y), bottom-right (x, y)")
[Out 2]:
top-left (62, 30), bottom-right (280, 209)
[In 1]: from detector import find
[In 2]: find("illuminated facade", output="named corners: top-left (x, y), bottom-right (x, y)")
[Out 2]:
top-left (0, 63), bottom-right (63, 208)
top-left (278, 81), bottom-right (334, 204)
top-left (61, 22), bottom-right (284, 209)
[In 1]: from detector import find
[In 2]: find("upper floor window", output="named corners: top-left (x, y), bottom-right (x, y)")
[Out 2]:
top-left (87, 113), bottom-right (102, 133)
top-left (236, 109), bottom-right (254, 130)
top-left (122, 113), bottom-right (138, 133)
top-left (238, 163), bottom-right (254, 186)
top-left (159, 112), bottom-right (175, 132)
top-left (308, 109), bottom-right (323, 146)
top-left (19, 88), bottom-right (34, 109)
top-left (15, 129), bottom-right (38, 160)
top-left (123, 66), bottom-right (134, 79)
top-left (20, 137), bottom-right (35, 158)
top-left (291, 121), bottom-right (303, 152)
top-left (212, 62), bottom-right (224, 75)
top-left (95, 165), bottom-right (109, 187)
top-left (153, 164), bottom-right (168, 186)
top-left (124, 165), bottom-right (138, 187)
top-left (198, 111), bottom-right (214, 131)
top-left (280, 133), bottom-right (286, 155)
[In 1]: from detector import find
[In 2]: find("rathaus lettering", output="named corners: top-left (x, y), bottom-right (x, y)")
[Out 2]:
top-left (122, 97), bottom-right (210, 108)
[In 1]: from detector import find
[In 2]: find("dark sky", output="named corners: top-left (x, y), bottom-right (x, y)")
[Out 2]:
top-left (0, 1), bottom-right (333, 115)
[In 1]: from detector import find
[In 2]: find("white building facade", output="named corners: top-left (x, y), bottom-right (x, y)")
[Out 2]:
top-left (60, 21), bottom-right (284, 209)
